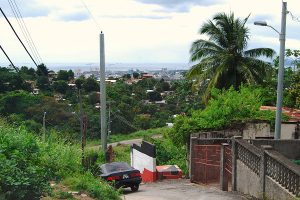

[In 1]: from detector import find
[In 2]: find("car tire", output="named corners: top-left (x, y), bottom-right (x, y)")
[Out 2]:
top-left (130, 184), bottom-right (139, 192)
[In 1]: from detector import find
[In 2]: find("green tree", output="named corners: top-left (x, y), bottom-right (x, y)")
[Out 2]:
top-left (187, 12), bottom-right (275, 101)
top-left (52, 80), bottom-right (68, 94)
top-left (148, 91), bottom-right (162, 102)
top-left (36, 64), bottom-right (48, 76)
top-left (83, 77), bottom-right (99, 93)
top-left (57, 70), bottom-right (70, 81)
top-left (36, 76), bottom-right (50, 91)
top-left (132, 72), bottom-right (139, 79)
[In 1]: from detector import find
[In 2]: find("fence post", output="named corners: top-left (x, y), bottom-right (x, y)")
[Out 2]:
top-left (259, 145), bottom-right (273, 198)
top-left (189, 136), bottom-right (196, 182)
top-left (220, 143), bottom-right (229, 191)
top-left (231, 136), bottom-right (242, 191)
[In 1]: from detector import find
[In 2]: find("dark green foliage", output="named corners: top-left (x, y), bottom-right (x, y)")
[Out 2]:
top-left (0, 91), bottom-right (41, 115)
top-left (57, 70), bottom-right (73, 81)
top-left (36, 75), bottom-right (50, 91)
top-left (0, 68), bottom-right (30, 92)
top-left (132, 72), bottom-right (139, 79)
top-left (36, 64), bottom-right (48, 76)
top-left (83, 77), bottom-right (99, 92)
top-left (19, 66), bottom-right (36, 80)
top-left (52, 80), bottom-right (69, 94)
top-left (147, 91), bottom-right (162, 102)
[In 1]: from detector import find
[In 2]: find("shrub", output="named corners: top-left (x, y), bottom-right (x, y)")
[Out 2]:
top-left (39, 131), bottom-right (82, 180)
top-left (169, 86), bottom-right (277, 146)
top-left (0, 126), bottom-right (50, 199)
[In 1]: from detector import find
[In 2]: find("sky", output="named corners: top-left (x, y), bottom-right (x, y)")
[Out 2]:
top-left (0, 0), bottom-right (300, 68)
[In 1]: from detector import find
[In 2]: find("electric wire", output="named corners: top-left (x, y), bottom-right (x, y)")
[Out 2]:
top-left (7, 0), bottom-right (40, 65)
top-left (9, 0), bottom-right (43, 64)
top-left (79, 0), bottom-right (101, 30)
top-left (289, 11), bottom-right (300, 22)
top-left (0, 45), bottom-right (19, 72)
top-left (0, 7), bottom-right (38, 67)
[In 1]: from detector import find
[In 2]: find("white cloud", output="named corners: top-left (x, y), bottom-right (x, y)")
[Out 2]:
top-left (0, 0), bottom-right (299, 67)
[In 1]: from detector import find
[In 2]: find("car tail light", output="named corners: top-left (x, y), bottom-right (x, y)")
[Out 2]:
top-left (107, 175), bottom-right (120, 181)
top-left (130, 172), bottom-right (141, 178)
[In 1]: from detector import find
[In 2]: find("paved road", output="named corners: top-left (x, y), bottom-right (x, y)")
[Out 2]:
top-left (122, 179), bottom-right (250, 200)
top-left (88, 135), bottom-right (162, 150)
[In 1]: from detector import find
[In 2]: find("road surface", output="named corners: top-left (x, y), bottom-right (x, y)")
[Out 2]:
top-left (122, 179), bottom-right (252, 200)
top-left (88, 135), bottom-right (162, 150)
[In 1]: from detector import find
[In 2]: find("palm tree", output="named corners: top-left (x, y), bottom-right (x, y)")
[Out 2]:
top-left (187, 12), bottom-right (275, 101)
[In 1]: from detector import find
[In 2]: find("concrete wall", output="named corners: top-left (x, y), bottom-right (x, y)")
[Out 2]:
top-left (131, 148), bottom-right (156, 173)
top-left (281, 123), bottom-right (297, 139)
top-left (236, 160), bottom-right (261, 198)
top-left (265, 176), bottom-right (296, 200)
top-left (242, 122), bottom-right (271, 139)
top-left (250, 140), bottom-right (300, 160)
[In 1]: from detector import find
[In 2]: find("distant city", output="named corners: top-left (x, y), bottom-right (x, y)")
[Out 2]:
top-left (0, 62), bottom-right (192, 72)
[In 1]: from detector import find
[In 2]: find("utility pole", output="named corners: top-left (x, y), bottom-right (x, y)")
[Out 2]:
top-left (43, 112), bottom-right (46, 142)
top-left (100, 31), bottom-right (107, 152)
top-left (274, 1), bottom-right (287, 139)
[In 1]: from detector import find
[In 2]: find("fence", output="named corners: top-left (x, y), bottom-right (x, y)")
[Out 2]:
top-left (236, 139), bottom-right (261, 175)
top-left (233, 138), bottom-right (300, 199)
top-left (265, 150), bottom-right (300, 197)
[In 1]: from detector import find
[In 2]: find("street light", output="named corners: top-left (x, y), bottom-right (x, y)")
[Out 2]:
top-left (254, 1), bottom-right (287, 139)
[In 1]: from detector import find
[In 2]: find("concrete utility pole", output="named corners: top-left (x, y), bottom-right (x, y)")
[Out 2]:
top-left (274, 1), bottom-right (287, 139)
top-left (100, 31), bottom-right (107, 151)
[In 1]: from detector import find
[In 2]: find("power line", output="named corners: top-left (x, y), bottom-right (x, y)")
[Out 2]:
top-left (289, 11), bottom-right (300, 22)
top-left (9, 0), bottom-right (43, 64)
top-left (0, 7), bottom-right (38, 67)
top-left (7, 0), bottom-right (40, 64)
top-left (79, 0), bottom-right (101, 30)
top-left (0, 45), bottom-right (19, 72)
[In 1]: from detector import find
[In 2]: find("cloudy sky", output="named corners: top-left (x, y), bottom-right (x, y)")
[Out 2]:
top-left (0, 0), bottom-right (299, 67)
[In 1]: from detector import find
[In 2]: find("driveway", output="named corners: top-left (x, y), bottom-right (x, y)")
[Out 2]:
top-left (123, 179), bottom-right (251, 200)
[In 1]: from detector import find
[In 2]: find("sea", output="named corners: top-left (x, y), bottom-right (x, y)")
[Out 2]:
top-left (0, 62), bottom-right (192, 72)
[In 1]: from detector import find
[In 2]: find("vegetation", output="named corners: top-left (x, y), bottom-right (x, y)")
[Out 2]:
top-left (187, 12), bottom-right (275, 101)
top-left (169, 85), bottom-right (277, 146)
top-left (0, 119), bottom-right (120, 200)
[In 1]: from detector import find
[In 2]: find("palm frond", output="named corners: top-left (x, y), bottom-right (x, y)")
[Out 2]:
top-left (244, 48), bottom-right (276, 58)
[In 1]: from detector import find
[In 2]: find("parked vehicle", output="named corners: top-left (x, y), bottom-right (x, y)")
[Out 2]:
top-left (100, 162), bottom-right (142, 192)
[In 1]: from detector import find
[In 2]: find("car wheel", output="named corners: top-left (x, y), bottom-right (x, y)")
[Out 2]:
top-left (130, 184), bottom-right (139, 192)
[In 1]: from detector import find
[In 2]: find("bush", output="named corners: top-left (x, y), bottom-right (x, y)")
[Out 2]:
top-left (0, 126), bottom-right (50, 199)
top-left (150, 138), bottom-right (188, 176)
top-left (0, 120), bottom-right (121, 200)
top-left (169, 86), bottom-right (277, 146)
top-left (39, 131), bottom-right (82, 180)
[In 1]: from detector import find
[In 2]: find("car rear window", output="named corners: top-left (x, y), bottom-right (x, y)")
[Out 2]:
top-left (101, 162), bottom-right (132, 173)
